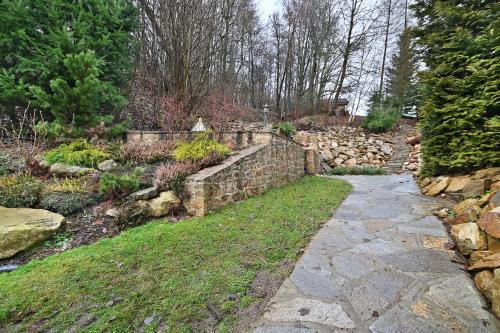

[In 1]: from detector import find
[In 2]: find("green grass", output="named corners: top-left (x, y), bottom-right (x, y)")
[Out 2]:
top-left (0, 176), bottom-right (351, 332)
top-left (327, 166), bottom-right (389, 175)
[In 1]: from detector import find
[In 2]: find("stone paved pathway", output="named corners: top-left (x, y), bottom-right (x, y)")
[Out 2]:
top-left (253, 175), bottom-right (500, 333)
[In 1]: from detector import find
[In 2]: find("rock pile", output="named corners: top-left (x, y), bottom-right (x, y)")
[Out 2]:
top-left (293, 127), bottom-right (394, 169)
top-left (420, 167), bottom-right (500, 317)
top-left (402, 132), bottom-right (422, 173)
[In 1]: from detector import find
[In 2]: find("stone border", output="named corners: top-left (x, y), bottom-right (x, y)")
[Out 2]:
top-left (183, 134), bottom-right (305, 216)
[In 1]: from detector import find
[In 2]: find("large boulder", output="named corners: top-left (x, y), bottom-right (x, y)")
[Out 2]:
top-left (454, 198), bottom-right (480, 215)
top-left (473, 167), bottom-right (500, 180)
top-left (462, 178), bottom-right (492, 198)
top-left (49, 163), bottom-right (94, 177)
top-left (0, 206), bottom-right (65, 259)
top-left (468, 252), bottom-right (500, 271)
top-left (427, 177), bottom-right (451, 197)
top-left (445, 176), bottom-right (471, 193)
top-left (450, 223), bottom-right (487, 255)
top-left (137, 191), bottom-right (181, 217)
top-left (477, 207), bottom-right (500, 238)
top-left (485, 268), bottom-right (500, 317)
top-left (474, 270), bottom-right (494, 294)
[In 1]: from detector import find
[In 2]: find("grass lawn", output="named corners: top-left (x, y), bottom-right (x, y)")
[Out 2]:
top-left (0, 176), bottom-right (351, 332)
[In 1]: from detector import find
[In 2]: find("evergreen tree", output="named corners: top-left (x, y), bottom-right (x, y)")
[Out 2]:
top-left (385, 28), bottom-right (418, 111)
top-left (412, 0), bottom-right (500, 175)
top-left (0, 0), bottom-right (137, 127)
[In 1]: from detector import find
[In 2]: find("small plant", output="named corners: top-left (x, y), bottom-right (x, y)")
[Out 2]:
top-left (44, 139), bottom-right (110, 168)
top-left (272, 122), bottom-right (296, 138)
top-left (173, 131), bottom-right (231, 162)
top-left (43, 178), bottom-right (88, 194)
top-left (362, 109), bottom-right (400, 133)
top-left (328, 166), bottom-right (389, 176)
top-left (0, 174), bottom-right (43, 208)
top-left (99, 168), bottom-right (143, 199)
top-left (0, 152), bottom-right (11, 176)
top-left (154, 161), bottom-right (197, 195)
top-left (197, 151), bottom-right (228, 169)
top-left (39, 192), bottom-right (99, 216)
top-left (43, 231), bottom-right (74, 249)
top-left (122, 141), bottom-right (174, 164)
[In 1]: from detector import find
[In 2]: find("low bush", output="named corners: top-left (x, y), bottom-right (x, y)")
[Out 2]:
top-left (99, 168), bottom-right (143, 199)
top-left (122, 141), bottom-right (173, 164)
top-left (328, 166), bottom-right (388, 175)
top-left (0, 152), bottom-right (11, 176)
top-left (113, 201), bottom-right (151, 231)
top-left (197, 151), bottom-right (228, 169)
top-left (44, 139), bottom-right (109, 168)
top-left (39, 192), bottom-right (99, 216)
top-left (43, 178), bottom-right (88, 195)
top-left (173, 131), bottom-right (231, 162)
top-left (154, 161), bottom-right (197, 195)
top-left (0, 174), bottom-right (43, 208)
top-left (272, 122), bottom-right (296, 138)
top-left (0, 151), bottom-right (24, 176)
top-left (362, 109), bottom-right (400, 133)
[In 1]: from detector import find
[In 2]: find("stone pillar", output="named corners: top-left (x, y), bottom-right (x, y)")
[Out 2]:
top-left (304, 147), bottom-right (321, 174)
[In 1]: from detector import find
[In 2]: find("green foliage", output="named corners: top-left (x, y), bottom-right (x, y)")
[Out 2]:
top-left (44, 139), bottom-right (109, 168)
top-left (0, 177), bottom-right (351, 332)
top-left (39, 192), bottom-right (99, 216)
top-left (173, 131), bottom-right (231, 162)
top-left (0, 174), bottom-right (43, 208)
top-left (412, 0), bottom-right (500, 175)
top-left (0, 0), bottom-right (137, 126)
top-left (30, 51), bottom-right (122, 127)
top-left (327, 166), bottom-right (388, 176)
top-left (272, 122), bottom-right (297, 138)
top-left (43, 178), bottom-right (88, 195)
top-left (43, 231), bottom-right (74, 249)
top-left (99, 168), bottom-right (143, 199)
top-left (0, 152), bottom-right (11, 176)
top-left (385, 28), bottom-right (420, 111)
top-left (362, 109), bottom-right (400, 133)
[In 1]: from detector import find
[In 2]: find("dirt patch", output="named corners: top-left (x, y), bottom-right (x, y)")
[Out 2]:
top-left (234, 259), bottom-right (295, 332)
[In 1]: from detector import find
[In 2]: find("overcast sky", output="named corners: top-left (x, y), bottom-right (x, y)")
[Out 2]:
top-left (256, 0), bottom-right (281, 22)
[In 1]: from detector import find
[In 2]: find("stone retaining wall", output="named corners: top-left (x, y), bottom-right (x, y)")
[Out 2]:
top-left (184, 134), bottom-right (305, 216)
top-left (125, 130), bottom-right (273, 150)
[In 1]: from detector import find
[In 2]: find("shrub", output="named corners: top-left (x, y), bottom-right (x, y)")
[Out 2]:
top-left (0, 174), bottom-right (43, 208)
top-left (272, 122), bottom-right (296, 138)
top-left (114, 201), bottom-right (150, 231)
top-left (0, 152), bottom-right (11, 176)
top-left (328, 166), bottom-right (388, 175)
top-left (0, 1), bottom-right (136, 126)
top-left (43, 178), bottom-right (88, 195)
top-left (99, 168), bottom-right (143, 199)
top-left (173, 131), bottom-right (231, 162)
top-left (197, 151), bottom-right (228, 169)
top-left (362, 109), bottom-right (400, 133)
top-left (154, 162), bottom-right (197, 194)
top-left (44, 139), bottom-right (109, 168)
top-left (39, 192), bottom-right (99, 216)
top-left (122, 141), bottom-right (174, 164)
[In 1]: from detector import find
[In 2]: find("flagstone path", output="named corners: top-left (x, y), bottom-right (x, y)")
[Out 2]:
top-left (253, 175), bottom-right (500, 333)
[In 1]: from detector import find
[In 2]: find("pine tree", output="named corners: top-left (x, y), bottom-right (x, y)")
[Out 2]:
top-left (412, 0), bottom-right (500, 175)
top-left (0, 0), bottom-right (137, 127)
top-left (385, 28), bottom-right (418, 111)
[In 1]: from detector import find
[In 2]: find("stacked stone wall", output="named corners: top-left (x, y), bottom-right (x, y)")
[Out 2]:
top-left (184, 134), bottom-right (305, 216)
